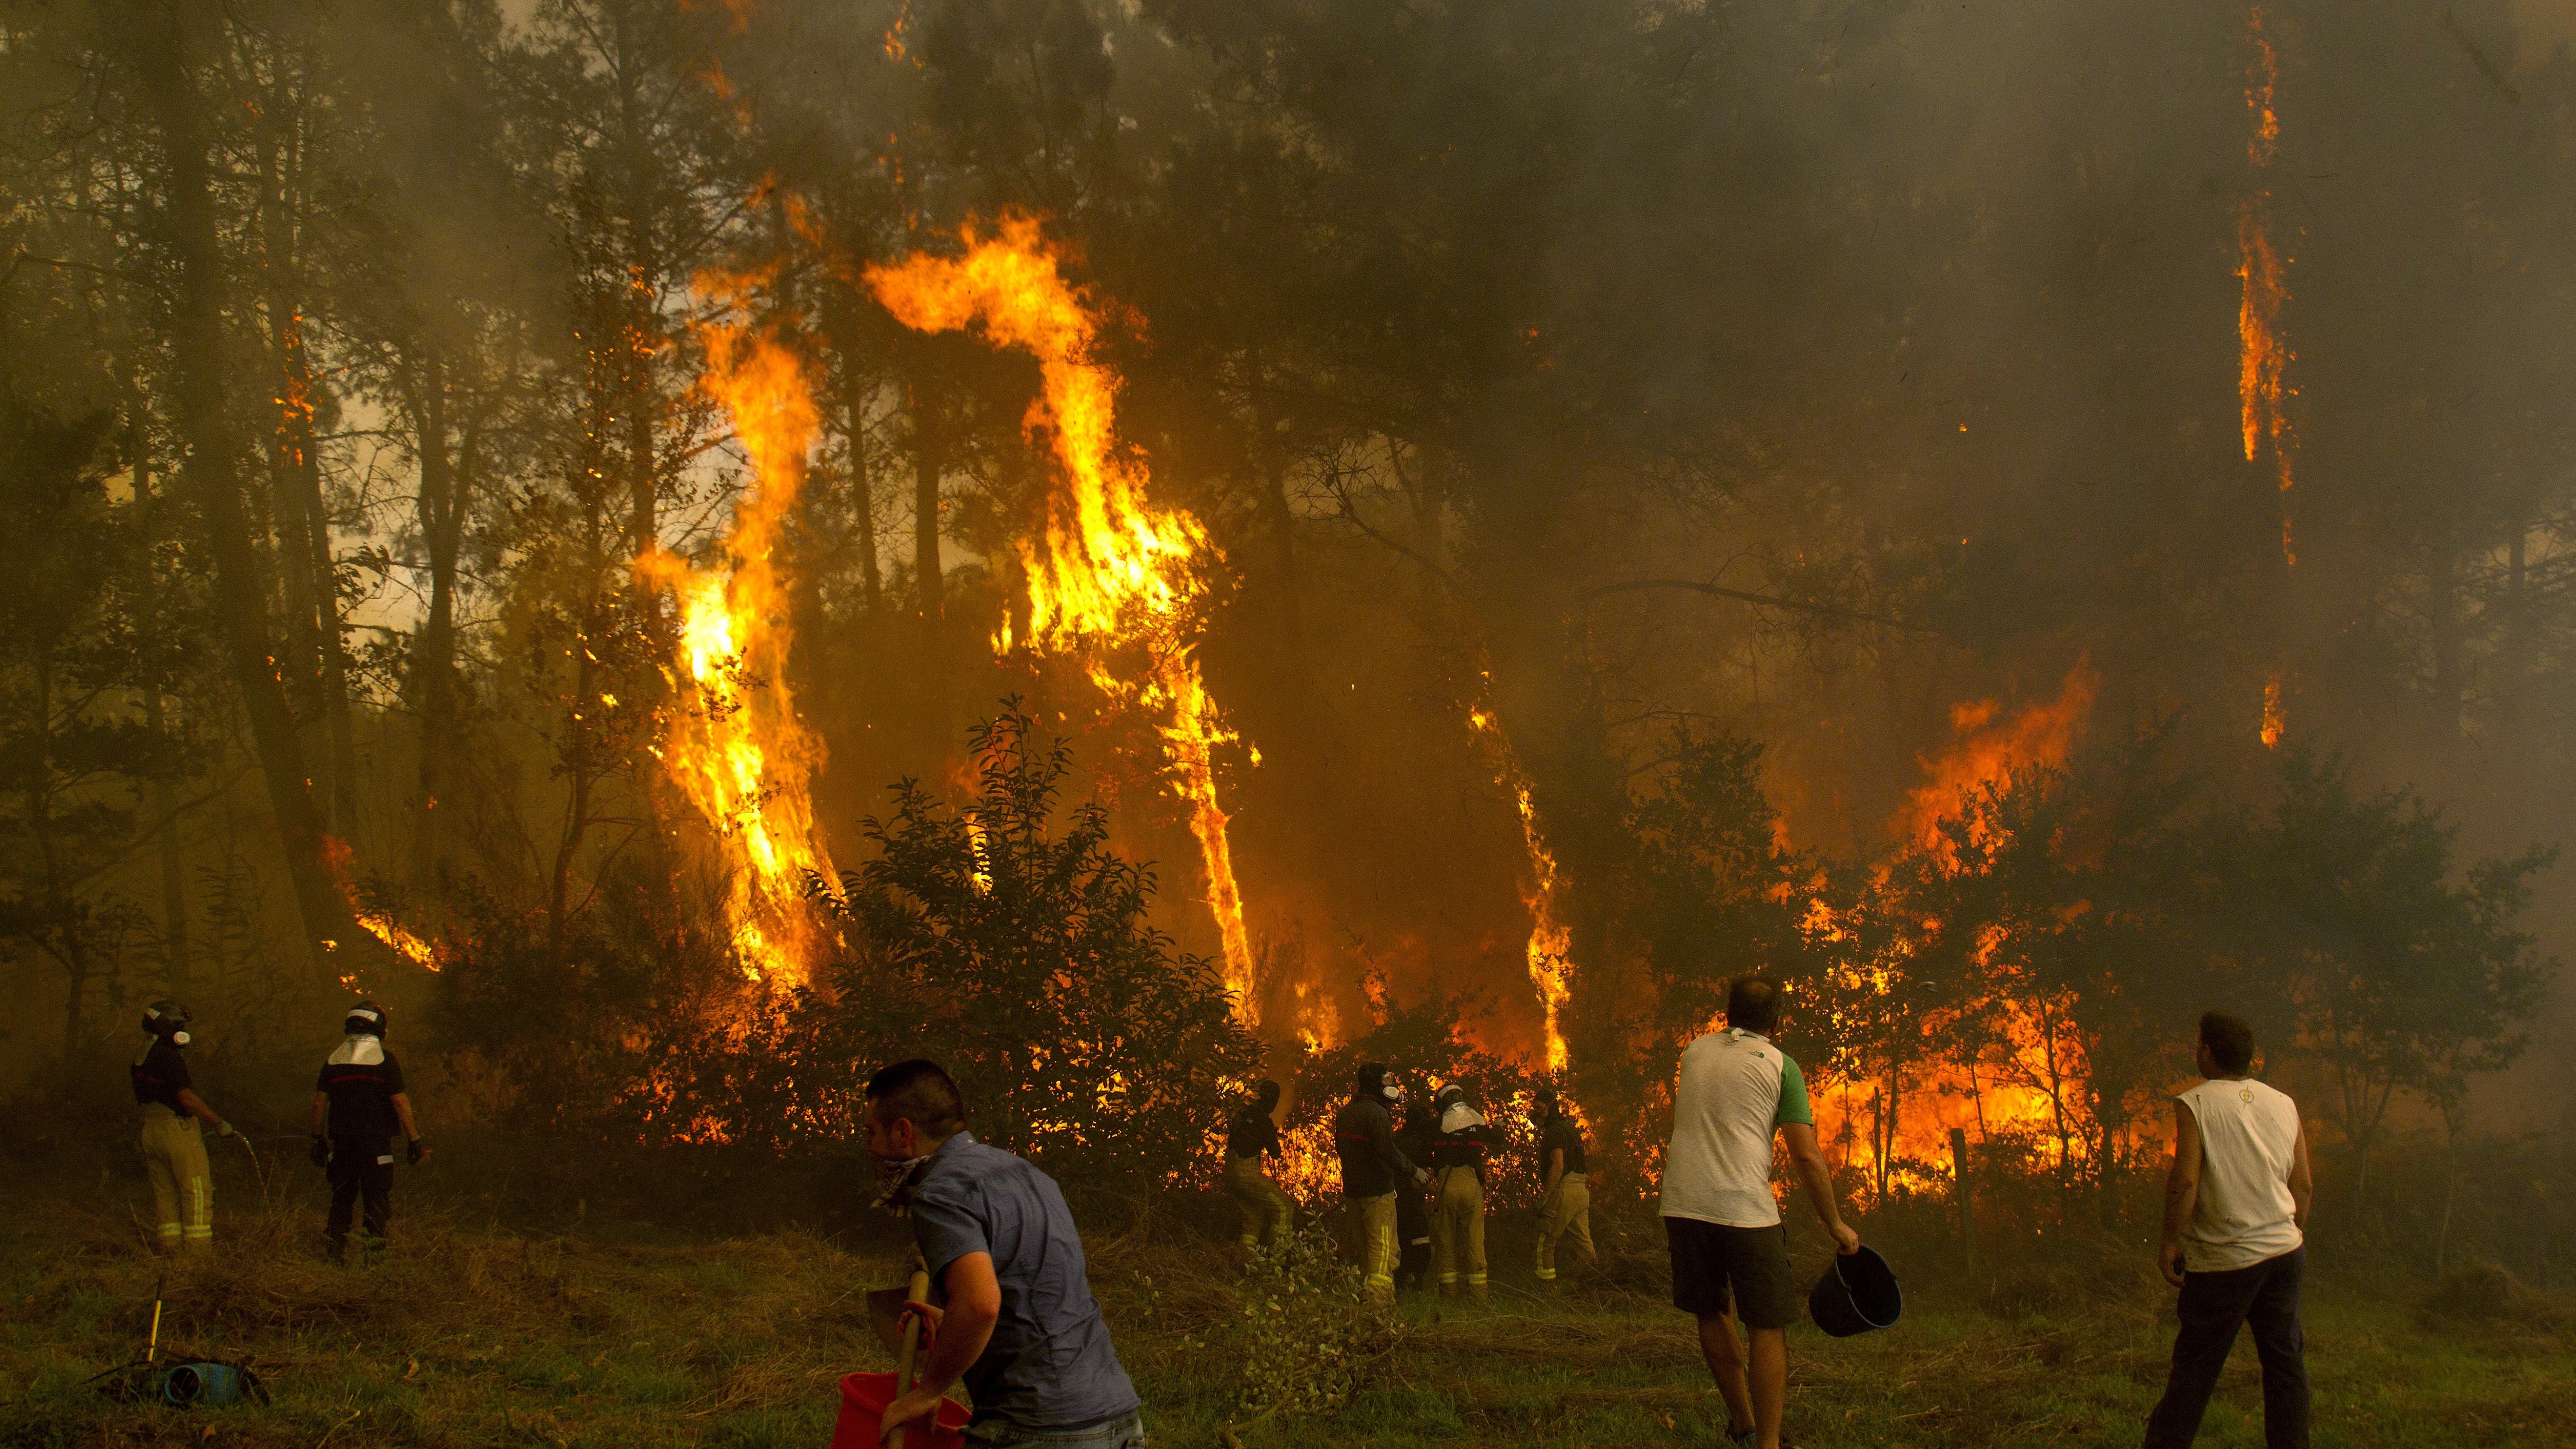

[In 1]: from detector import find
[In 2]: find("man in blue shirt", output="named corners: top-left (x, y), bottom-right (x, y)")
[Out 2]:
top-left (869, 1059), bottom-right (1145, 1448)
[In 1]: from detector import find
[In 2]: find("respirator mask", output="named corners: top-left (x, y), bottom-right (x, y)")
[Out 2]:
top-left (142, 1001), bottom-right (193, 1048)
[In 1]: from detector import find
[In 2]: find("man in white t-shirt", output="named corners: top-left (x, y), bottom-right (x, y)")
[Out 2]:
top-left (2144, 1011), bottom-right (2313, 1449)
top-left (1661, 975), bottom-right (1860, 1449)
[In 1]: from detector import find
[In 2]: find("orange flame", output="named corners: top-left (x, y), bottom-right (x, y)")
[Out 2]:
top-left (863, 215), bottom-right (1256, 1021)
top-left (641, 308), bottom-right (839, 986)
top-left (2238, 7), bottom-right (2296, 566)
top-left (1467, 699), bottom-right (1573, 1073)
top-left (2261, 671), bottom-right (2287, 748)
top-left (1809, 667), bottom-right (2116, 1198)
top-left (1895, 661), bottom-right (2099, 857)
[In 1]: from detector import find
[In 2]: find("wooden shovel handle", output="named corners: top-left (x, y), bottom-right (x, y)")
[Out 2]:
top-left (890, 1265), bottom-right (933, 1446)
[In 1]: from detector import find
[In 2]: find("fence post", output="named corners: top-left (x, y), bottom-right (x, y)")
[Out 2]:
top-left (1950, 1126), bottom-right (1979, 1276)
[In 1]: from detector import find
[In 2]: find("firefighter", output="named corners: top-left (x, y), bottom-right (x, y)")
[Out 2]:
top-left (1395, 1089), bottom-right (1437, 1291)
top-left (1534, 1084), bottom-right (1597, 1287)
top-left (1333, 1062), bottom-right (1428, 1300)
top-left (132, 1001), bottom-right (234, 1255)
top-left (1426, 1083), bottom-right (1493, 1300)
top-left (1221, 1079), bottom-right (1294, 1249)
top-left (309, 1000), bottom-right (427, 1263)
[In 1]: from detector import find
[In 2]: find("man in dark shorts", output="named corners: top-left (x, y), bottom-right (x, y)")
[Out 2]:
top-left (1660, 976), bottom-right (1860, 1449)
top-left (869, 1059), bottom-right (1145, 1448)
top-left (309, 999), bottom-right (428, 1262)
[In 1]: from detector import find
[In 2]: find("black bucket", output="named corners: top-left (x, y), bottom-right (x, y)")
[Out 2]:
top-left (1807, 1246), bottom-right (1902, 1337)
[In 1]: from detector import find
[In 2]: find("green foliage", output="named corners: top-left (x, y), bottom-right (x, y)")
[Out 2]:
top-left (1227, 1219), bottom-right (1397, 1422)
top-left (2232, 749), bottom-right (2557, 1181)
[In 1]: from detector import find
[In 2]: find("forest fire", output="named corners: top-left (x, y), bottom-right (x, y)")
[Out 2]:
top-left (862, 216), bottom-right (1258, 1022)
top-left (642, 309), bottom-right (839, 987)
top-left (1893, 662), bottom-right (2100, 859)
top-left (2239, 5), bottom-right (2297, 567)
top-left (1467, 703), bottom-right (1573, 1074)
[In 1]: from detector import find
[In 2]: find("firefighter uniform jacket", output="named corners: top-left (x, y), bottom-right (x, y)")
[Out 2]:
top-left (1333, 1096), bottom-right (1417, 1198)
top-left (1426, 1114), bottom-right (1494, 1185)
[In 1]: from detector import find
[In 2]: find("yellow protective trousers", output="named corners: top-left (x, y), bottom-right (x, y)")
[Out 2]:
top-left (1430, 1166), bottom-right (1486, 1298)
top-left (1355, 1192), bottom-right (1398, 1299)
top-left (1536, 1171), bottom-right (1595, 1281)
top-left (1222, 1155), bottom-right (1293, 1247)
top-left (138, 1110), bottom-right (212, 1252)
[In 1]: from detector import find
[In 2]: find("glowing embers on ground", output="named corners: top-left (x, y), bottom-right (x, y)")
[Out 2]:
top-left (862, 214), bottom-right (1256, 1022)
top-left (1466, 699), bottom-right (1574, 1075)
top-left (639, 309), bottom-right (839, 987)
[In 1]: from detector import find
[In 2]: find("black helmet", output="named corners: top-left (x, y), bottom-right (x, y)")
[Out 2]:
top-left (1255, 1078), bottom-right (1281, 1109)
top-left (344, 999), bottom-right (387, 1039)
top-left (1434, 1083), bottom-right (1466, 1110)
top-left (142, 1000), bottom-right (193, 1046)
top-left (1355, 1061), bottom-right (1388, 1096)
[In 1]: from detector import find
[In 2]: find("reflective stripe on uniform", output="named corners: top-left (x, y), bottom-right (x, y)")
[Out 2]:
top-left (156, 1223), bottom-right (182, 1239)
top-left (1438, 1272), bottom-right (1458, 1284)
top-left (1466, 1272), bottom-right (1488, 1285)
top-left (1535, 1267), bottom-right (1557, 1280)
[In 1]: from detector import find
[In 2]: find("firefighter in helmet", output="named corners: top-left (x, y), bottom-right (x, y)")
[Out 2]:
top-left (1221, 1079), bottom-right (1294, 1249)
top-left (132, 1000), bottom-right (235, 1254)
top-left (1426, 1083), bottom-right (1494, 1300)
top-left (310, 1000), bottom-right (427, 1262)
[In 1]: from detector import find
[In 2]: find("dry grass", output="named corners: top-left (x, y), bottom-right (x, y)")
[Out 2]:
top-left (6, 1185), bottom-right (2573, 1447)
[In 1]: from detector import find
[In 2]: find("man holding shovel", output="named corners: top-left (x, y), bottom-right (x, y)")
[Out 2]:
top-left (867, 1059), bottom-right (1144, 1449)
top-left (1662, 975), bottom-right (1860, 1449)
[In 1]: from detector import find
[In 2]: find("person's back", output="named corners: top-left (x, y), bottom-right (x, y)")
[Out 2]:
top-left (1331, 1064), bottom-right (1422, 1300)
top-left (1658, 978), bottom-right (1857, 1449)
top-left (1662, 1028), bottom-right (1804, 1229)
top-left (2145, 1012), bottom-right (2312, 1449)
top-left (2174, 1076), bottom-right (2301, 1270)
top-left (868, 1059), bottom-right (1145, 1449)
top-left (909, 1135), bottom-right (1138, 1428)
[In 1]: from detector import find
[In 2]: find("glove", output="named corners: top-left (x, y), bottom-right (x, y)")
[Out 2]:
top-left (310, 1136), bottom-right (330, 1168)
top-left (1413, 1168), bottom-right (1431, 1188)
top-left (407, 1137), bottom-right (429, 1166)
top-left (215, 1120), bottom-right (236, 1139)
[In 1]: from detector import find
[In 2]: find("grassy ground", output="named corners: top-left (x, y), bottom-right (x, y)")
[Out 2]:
top-left (1, 1176), bottom-right (2569, 1448)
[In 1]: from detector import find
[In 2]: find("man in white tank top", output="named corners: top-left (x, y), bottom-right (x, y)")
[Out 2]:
top-left (2144, 1012), bottom-right (2313, 1449)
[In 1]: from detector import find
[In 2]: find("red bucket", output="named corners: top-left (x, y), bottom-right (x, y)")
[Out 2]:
top-left (831, 1372), bottom-right (972, 1449)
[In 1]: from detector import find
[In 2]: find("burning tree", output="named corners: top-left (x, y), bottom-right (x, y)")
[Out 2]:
top-left (645, 703), bottom-right (1257, 1196)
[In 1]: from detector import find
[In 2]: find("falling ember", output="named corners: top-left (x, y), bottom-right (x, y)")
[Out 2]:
top-left (1895, 661), bottom-right (2100, 858)
top-left (863, 214), bottom-right (1257, 1021)
top-left (1467, 701), bottom-right (1574, 1074)
top-left (2261, 672), bottom-right (2287, 748)
top-left (640, 309), bottom-right (839, 987)
top-left (2238, 6), bottom-right (2297, 567)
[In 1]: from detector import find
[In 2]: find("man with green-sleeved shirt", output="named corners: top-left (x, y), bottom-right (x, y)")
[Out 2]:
top-left (1661, 975), bottom-right (1860, 1449)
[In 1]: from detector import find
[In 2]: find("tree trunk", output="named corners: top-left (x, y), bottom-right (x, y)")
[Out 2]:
top-left (411, 346), bottom-right (467, 883)
top-left (2427, 540), bottom-right (2463, 749)
top-left (132, 0), bottom-right (357, 981)
top-left (127, 361), bottom-right (190, 990)
top-left (912, 394), bottom-right (944, 622)
top-left (841, 341), bottom-right (885, 613)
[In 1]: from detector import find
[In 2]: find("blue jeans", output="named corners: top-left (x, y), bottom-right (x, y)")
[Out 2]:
top-left (2144, 1246), bottom-right (2308, 1448)
top-left (963, 1412), bottom-right (1146, 1448)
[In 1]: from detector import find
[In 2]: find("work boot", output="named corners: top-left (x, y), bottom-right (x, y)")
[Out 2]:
top-left (325, 1237), bottom-right (347, 1265)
